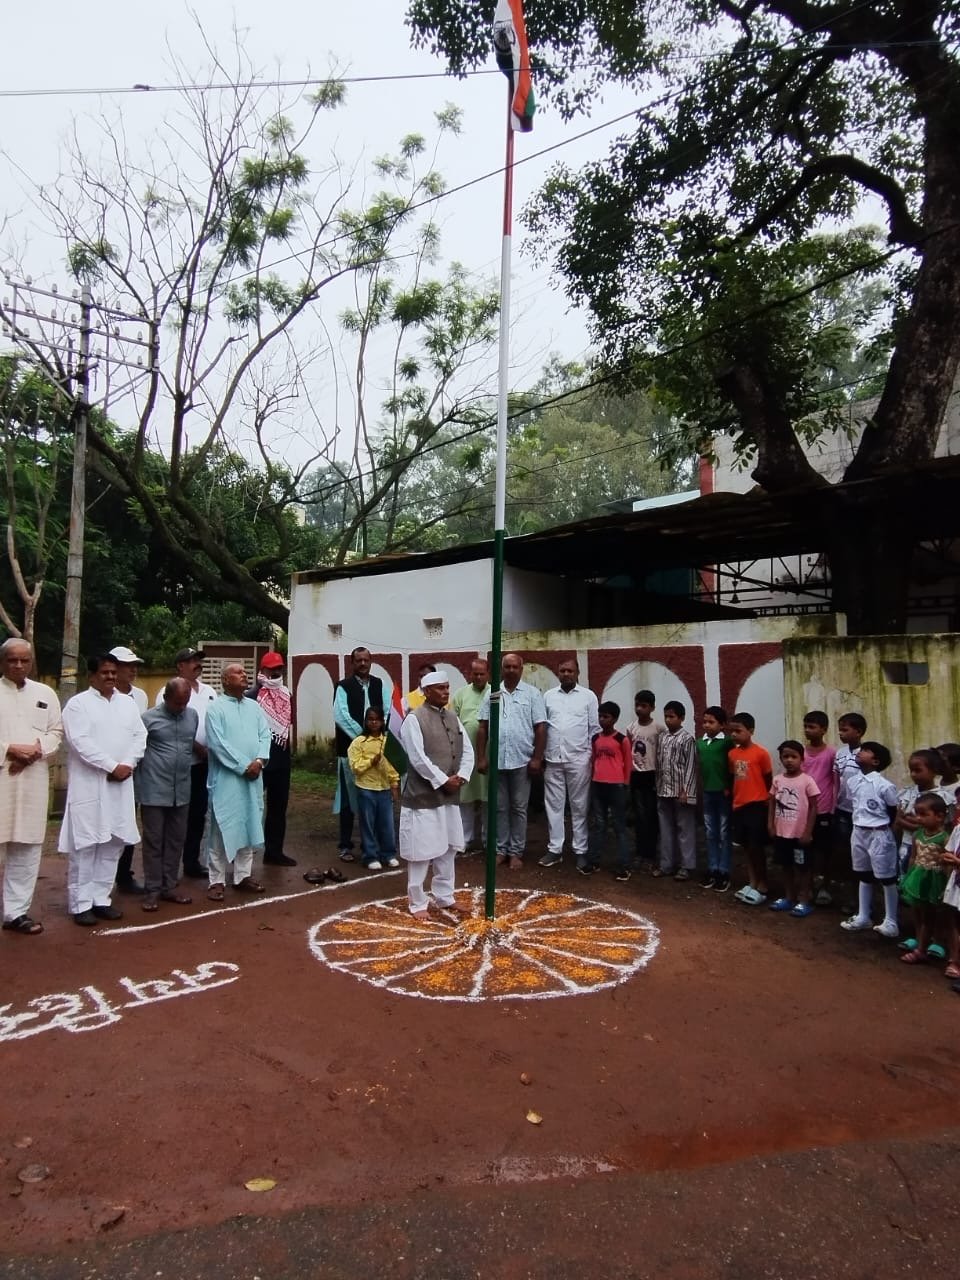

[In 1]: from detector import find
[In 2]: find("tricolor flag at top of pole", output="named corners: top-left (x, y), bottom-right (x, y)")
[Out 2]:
top-left (493, 0), bottom-right (536, 132)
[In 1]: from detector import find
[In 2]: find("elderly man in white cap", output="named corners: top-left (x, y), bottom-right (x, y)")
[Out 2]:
top-left (109, 644), bottom-right (148, 892)
top-left (398, 669), bottom-right (474, 919)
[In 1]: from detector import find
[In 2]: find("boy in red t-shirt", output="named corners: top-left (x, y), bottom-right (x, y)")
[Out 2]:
top-left (584, 701), bottom-right (633, 882)
top-left (728, 711), bottom-right (773, 905)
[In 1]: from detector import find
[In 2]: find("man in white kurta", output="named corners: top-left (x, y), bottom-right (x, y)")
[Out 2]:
top-left (399, 671), bottom-right (474, 918)
top-left (0, 638), bottom-right (63, 934)
top-left (204, 663), bottom-right (271, 900)
top-left (59, 654), bottom-right (147, 924)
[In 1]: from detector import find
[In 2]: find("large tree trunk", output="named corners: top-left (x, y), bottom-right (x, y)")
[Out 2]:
top-left (825, 506), bottom-right (912, 635)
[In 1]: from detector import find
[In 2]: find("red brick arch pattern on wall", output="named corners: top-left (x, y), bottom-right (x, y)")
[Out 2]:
top-left (718, 643), bottom-right (783, 717)
top-left (506, 650), bottom-right (576, 683)
top-left (408, 652), bottom-right (481, 688)
top-left (587, 647), bottom-right (706, 717)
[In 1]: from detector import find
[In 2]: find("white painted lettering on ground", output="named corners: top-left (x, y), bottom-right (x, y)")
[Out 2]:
top-left (0, 961), bottom-right (239, 1043)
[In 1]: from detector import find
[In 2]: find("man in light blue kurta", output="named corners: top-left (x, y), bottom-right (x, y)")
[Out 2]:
top-left (205, 663), bottom-right (271, 900)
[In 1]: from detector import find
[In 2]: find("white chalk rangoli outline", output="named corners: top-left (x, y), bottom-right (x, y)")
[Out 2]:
top-left (308, 888), bottom-right (660, 1003)
top-left (0, 962), bottom-right (240, 1043)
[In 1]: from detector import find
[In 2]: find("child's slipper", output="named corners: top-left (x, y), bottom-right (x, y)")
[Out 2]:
top-left (899, 948), bottom-right (928, 965)
top-left (944, 963), bottom-right (960, 980)
top-left (769, 897), bottom-right (794, 912)
top-left (929, 942), bottom-right (948, 960)
top-left (789, 903), bottom-right (815, 918)
top-left (898, 937), bottom-right (919, 951)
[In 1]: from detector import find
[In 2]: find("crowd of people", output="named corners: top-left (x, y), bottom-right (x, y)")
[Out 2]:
top-left (0, 637), bottom-right (294, 931)
top-left (2, 636), bottom-right (959, 987)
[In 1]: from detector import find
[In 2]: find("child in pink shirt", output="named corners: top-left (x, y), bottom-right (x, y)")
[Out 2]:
top-left (768, 740), bottom-right (820, 917)
top-left (803, 710), bottom-right (837, 905)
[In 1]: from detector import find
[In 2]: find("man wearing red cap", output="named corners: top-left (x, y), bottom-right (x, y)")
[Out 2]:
top-left (245, 651), bottom-right (295, 866)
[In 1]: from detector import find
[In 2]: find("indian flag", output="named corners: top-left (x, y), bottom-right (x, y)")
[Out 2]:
top-left (493, 0), bottom-right (535, 133)
top-left (385, 681), bottom-right (408, 775)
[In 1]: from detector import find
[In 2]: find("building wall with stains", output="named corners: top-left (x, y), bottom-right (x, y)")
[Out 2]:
top-left (290, 559), bottom-right (840, 754)
top-left (783, 633), bottom-right (960, 787)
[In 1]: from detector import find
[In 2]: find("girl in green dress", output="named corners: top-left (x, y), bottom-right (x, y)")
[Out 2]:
top-left (899, 794), bottom-right (950, 966)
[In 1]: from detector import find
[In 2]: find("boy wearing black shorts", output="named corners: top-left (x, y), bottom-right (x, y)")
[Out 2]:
top-left (728, 711), bottom-right (773, 906)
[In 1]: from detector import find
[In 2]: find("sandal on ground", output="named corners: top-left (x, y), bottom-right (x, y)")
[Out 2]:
top-left (944, 962), bottom-right (960, 980)
top-left (674, 869), bottom-right (690, 882)
top-left (789, 903), bottom-right (815, 918)
top-left (234, 876), bottom-right (265, 894)
top-left (160, 891), bottom-right (193, 904)
top-left (770, 897), bottom-right (794, 912)
top-left (651, 868), bottom-right (667, 878)
top-left (141, 895), bottom-right (160, 912)
top-left (2, 914), bottom-right (43, 935)
top-left (900, 948), bottom-right (928, 965)
top-left (303, 867), bottom-right (345, 885)
top-left (207, 885), bottom-right (225, 902)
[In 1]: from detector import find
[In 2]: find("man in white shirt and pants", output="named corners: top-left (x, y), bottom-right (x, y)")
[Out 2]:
top-left (60, 653), bottom-right (147, 925)
top-left (0, 638), bottom-right (62, 935)
top-left (540, 659), bottom-right (600, 868)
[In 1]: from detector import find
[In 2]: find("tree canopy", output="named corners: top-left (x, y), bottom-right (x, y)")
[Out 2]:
top-left (408, 1), bottom-right (960, 630)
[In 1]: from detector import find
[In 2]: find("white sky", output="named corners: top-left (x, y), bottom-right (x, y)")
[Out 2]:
top-left (1, 1), bottom-right (645, 465)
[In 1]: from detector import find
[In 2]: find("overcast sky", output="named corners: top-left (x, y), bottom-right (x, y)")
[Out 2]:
top-left (1, 1), bottom-right (648, 464)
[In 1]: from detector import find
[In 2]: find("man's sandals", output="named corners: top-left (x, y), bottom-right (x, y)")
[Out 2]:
top-left (2, 914), bottom-right (43, 935)
top-left (208, 877), bottom-right (264, 902)
top-left (302, 867), bottom-right (346, 886)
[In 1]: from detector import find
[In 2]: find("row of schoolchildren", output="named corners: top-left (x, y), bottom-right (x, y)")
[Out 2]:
top-left (590, 693), bottom-right (960, 982)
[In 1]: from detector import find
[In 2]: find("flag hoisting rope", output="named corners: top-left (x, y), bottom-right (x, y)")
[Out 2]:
top-left (484, 1), bottom-right (536, 920)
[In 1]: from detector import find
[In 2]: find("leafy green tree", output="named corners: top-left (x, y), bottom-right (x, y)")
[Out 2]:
top-left (302, 119), bottom-right (500, 564)
top-left (0, 357), bottom-right (69, 643)
top-left (409, 1), bottom-right (960, 632)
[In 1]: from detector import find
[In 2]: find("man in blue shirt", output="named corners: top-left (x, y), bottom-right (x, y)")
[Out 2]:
top-left (476, 653), bottom-right (546, 869)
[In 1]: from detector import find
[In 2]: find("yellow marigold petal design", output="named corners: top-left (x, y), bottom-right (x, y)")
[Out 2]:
top-left (308, 888), bottom-right (659, 1002)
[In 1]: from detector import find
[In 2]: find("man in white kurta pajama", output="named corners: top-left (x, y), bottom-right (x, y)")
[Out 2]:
top-left (0, 638), bottom-right (63, 934)
top-left (204, 663), bottom-right (271, 900)
top-left (59, 654), bottom-right (147, 924)
top-left (399, 671), bottom-right (474, 918)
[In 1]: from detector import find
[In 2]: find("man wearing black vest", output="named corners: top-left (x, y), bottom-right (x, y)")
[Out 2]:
top-left (398, 670), bottom-right (474, 919)
top-left (333, 646), bottom-right (384, 860)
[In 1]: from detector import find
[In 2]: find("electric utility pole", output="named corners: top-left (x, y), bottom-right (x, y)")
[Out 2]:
top-left (1, 274), bottom-right (156, 701)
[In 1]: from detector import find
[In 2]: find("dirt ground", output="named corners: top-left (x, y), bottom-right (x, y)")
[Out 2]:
top-left (2, 781), bottom-right (960, 1276)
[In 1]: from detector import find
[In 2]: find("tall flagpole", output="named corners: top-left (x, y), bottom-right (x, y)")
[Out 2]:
top-left (483, 81), bottom-right (516, 921)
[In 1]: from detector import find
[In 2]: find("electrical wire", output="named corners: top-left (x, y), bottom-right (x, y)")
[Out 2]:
top-left (0, 38), bottom-right (947, 99)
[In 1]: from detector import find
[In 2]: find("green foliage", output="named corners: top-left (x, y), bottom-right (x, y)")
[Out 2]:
top-left (308, 79), bottom-right (346, 110)
top-left (67, 239), bottom-right (116, 281)
top-left (409, 1), bottom-right (960, 501)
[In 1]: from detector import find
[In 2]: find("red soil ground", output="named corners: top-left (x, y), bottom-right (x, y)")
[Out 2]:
top-left (2, 782), bottom-right (959, 1274)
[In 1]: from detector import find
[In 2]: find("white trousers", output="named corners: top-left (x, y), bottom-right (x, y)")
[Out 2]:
top-left (1, 842), bottom-right (43, 921)
top-left (407, 848), bottom-right (457, 913)
top-left (207, 839), bottom-right (255, 887)
top-left (67, 837), bottom-right (124, 914)
top-left (544, 758), bottom-right (592, 856)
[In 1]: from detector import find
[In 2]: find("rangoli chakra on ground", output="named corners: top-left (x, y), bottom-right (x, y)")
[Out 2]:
top-left (308, 888), bottom-right (660, 1002)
